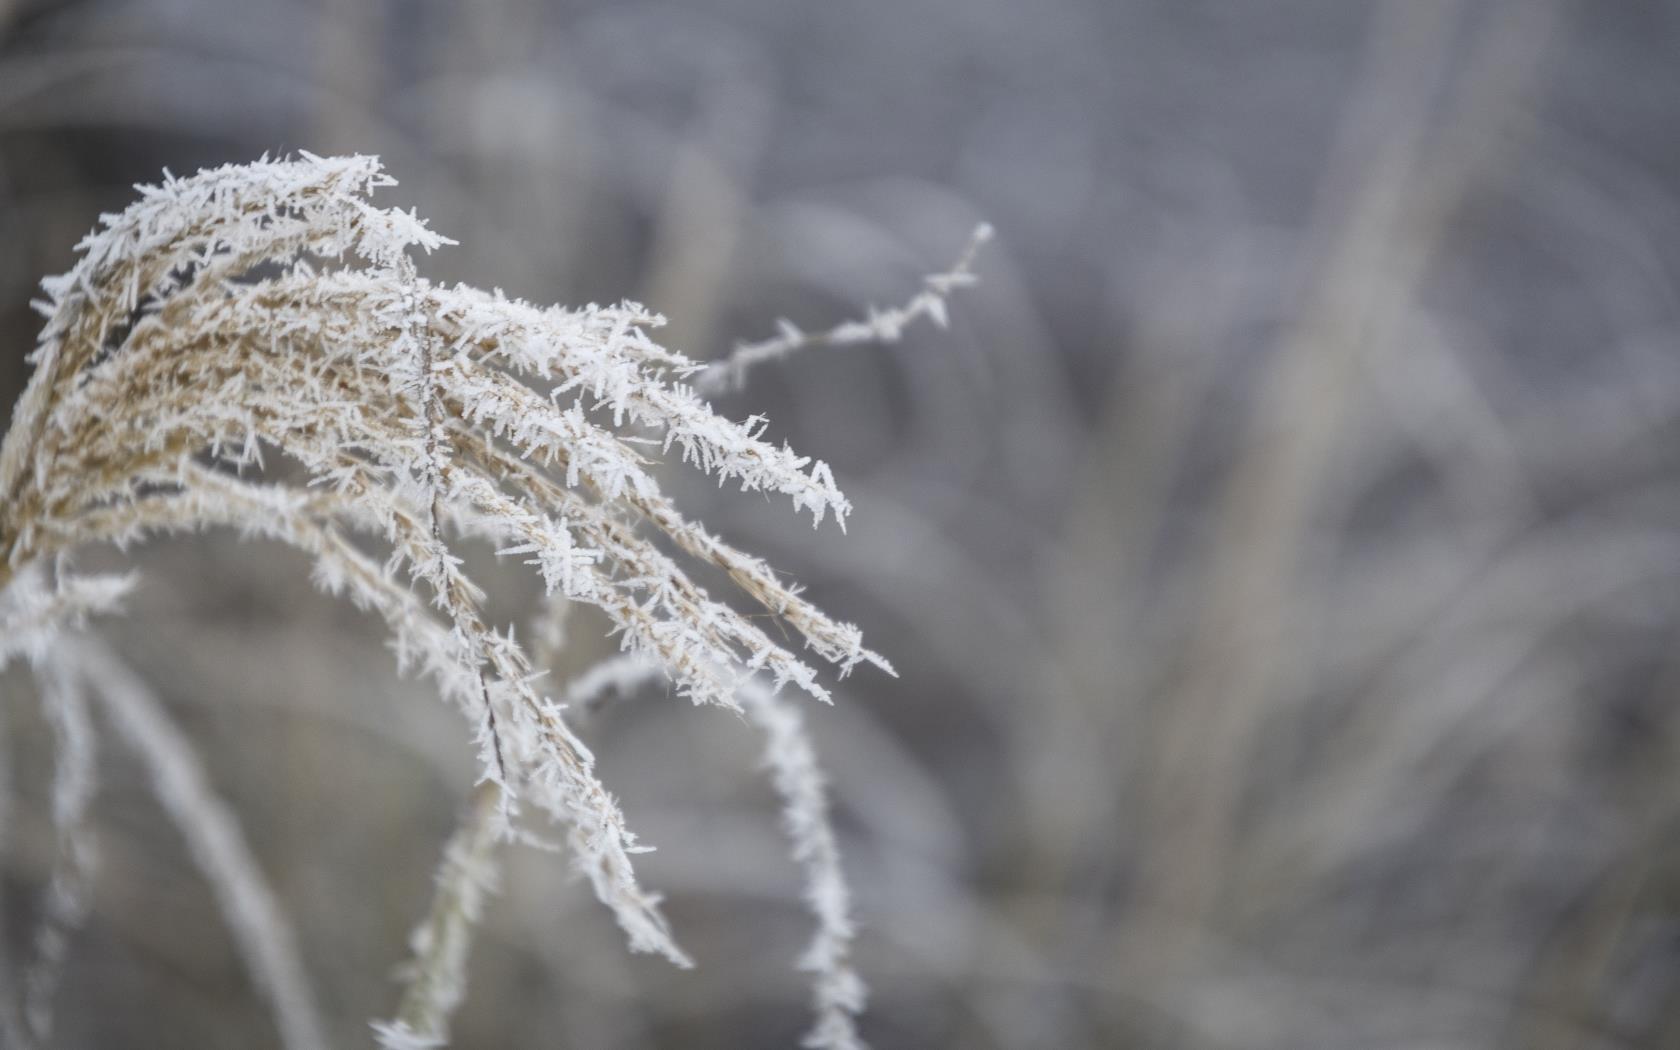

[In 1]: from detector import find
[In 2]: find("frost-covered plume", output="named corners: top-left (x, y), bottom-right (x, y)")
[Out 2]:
top-left (0, 153), bottom-right (931, 1046)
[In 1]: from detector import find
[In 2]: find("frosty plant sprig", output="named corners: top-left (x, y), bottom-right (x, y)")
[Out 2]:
top-left (0, 153), bottom-right (986, 1049)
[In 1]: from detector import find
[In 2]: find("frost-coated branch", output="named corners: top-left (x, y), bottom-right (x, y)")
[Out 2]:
top-left (375, 782), bottom-right (504, 1050)
top-left (737, 681), bottom-right (869, 1050)
top-left (0, 153), bottom-right (936, 1045)
top-left (556, 656), bottom-right (870, 1049)
top-left (695, 223), bottom-right (993, 395)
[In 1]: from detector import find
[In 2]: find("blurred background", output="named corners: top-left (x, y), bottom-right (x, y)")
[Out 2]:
top-left (5, 0), bottom-right (1680, 1046)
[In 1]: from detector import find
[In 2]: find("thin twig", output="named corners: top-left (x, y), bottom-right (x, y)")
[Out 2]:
top-left (695, 224), bottom-right (993, 395)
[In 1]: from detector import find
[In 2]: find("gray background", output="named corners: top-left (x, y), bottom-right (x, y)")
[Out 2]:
top-left (4, 1), bottom-right (1680, 1047)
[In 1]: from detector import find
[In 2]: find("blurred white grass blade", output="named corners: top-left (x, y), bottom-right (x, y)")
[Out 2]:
top-left (560, 652), bottom-right (665, 720)
top-left (70, 636), bottom-right (331, 1050)
top-left (0, 564), bottom-right (134, 671)
top-left (21, 643), bottom-right (98, 1049)
top-left (697, 223), bottom-right (993, 395)
top-left (0, 695), bottom-right (23, 1050)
